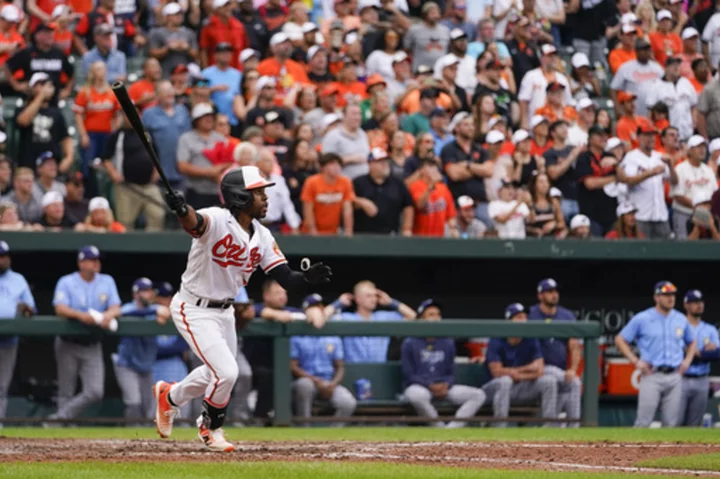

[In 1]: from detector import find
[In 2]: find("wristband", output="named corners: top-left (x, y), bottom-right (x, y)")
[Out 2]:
top-left (331, 300), bottom-right (344, 311)
top-left (389, 299), bottom-right (400, 311)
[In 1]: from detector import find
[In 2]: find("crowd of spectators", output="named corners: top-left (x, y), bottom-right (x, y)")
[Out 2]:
top-left (1, 0), bottom-right (720, 239)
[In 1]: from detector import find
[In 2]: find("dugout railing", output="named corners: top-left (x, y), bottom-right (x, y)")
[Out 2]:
top-left (0, 317), bottom-right (602, 426)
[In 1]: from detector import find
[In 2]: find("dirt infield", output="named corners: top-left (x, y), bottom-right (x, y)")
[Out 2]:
top-left (1, 437), bottom-right (719, 475)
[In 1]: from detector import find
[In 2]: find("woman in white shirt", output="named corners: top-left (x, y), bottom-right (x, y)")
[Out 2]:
top-left (489, 181), bottom-right (531, 239)
top-left (366, 29), bottom-right (403, 81)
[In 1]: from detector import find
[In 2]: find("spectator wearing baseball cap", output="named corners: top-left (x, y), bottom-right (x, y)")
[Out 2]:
top-left (605, 201), bottom-right (644, 239)
top-left (404, 2), bottom-right (450, 72)
top-left (408, 158), bottom-right (459, 237)
top-left (199, 0), bottom-right (248, 69)
top-left (305, 45), bottom-right (335, 87)
top-left (509, 128), bottom-right (542, 187)
top-left (473, 55), bottom-right (516, 126)
top-left (427, 108), bottom-right (453, 156)
top-left (38, 191), bottom-right (75, 230)
top-left (614, 91), bottom-right (654, 149)
top-left (544, 120), bottom-right (585, 220)
top-left (62, 172), bottom-right (88, 224)
top-left (147, 3), bottom-right (198, 78)
top-left (433, 53), bottom-right (470, 113)
top-left (32, 151), bottom-right (66, 199)
top-left (331, 59), bottom-right (368, 108)
top-left (517, 43), bottom-right (572, 130)
top-left (76, 196), bottom-right (126, 234)
top-left (616, 123), bottom-right (676, 239)
top-left (80, 24), bottom-right (127, 85)
top-left (680, 289), bottom-right (720, 426)
top-left (257, 32), bottom-right (310, 97)
top-left (687, 191), bottom-right (720, 240)
top-left (615, 281), bottom-right (695, 428)
top-left (644, 56), bottom-right (697, 141)
top-left (200, 43), bottom-right (243, 134)
top-left (483, 302), bottom-right (558, 428)
top-left (488, 181), bottom-right (530, 239)
top-left (506, 17), bottom-right (539, 89)
top-left (0, 5), bottom-right (24, 67)
top-left (649, 10), bottom-right (682, 67)
top-left (401, 87), bottom-right (439, 136)
top-left (610, 37), bottom-right (663, 118)
top-left (568, 53), bottom-right (600, 102)
top-left (678, 28), bottom-right (705, 82)
top-left (402, 298), bottom-right (487, 429)
top-left (568, 214), bottom-right (591, 238)
top-left (259, 0), bottom-right (289, 34)
top-left (609, 23), bottom-right (639, 74)
top-left (452, 195), bottom-right (486, 238)
top-left (535, 83), bottom-right (578, 124)
top-left (687, 57), bottom-right (710, 94)
top-left (529, 114), bottom-right (552, 158)
top-left (670, 135), bottom-right (717, 239)
top-left (300, 153), bottom-right (355, 235)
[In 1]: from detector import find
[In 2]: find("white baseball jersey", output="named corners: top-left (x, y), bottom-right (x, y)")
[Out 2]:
top-left (620, 149), bottom-right (670, 222)
top-left (180, 206), bottom-right (287, 300)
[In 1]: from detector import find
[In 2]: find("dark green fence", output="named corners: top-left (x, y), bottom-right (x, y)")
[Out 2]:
top-left (0, 317), bottom-right (602, 426)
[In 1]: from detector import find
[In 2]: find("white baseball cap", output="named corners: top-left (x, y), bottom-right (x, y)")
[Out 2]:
top-left (256, 76), bottom-right (276, 91)
top-left (693, 191), bottom-right (713, 206)
top-left (322, 112), bottom-right (342, 131)
top-left (448, 111), bottom-right (471, 133)
top-left (41, 191), bottom-right (63, 208)
top-left (577, 97), bottom-right (595, 111)
top-left (89, 196), bottom-right (110, 212)
top-left (457, 195), bottom-right (474, 209)
top-left (571, 52), bottom-right (589, 69)
top-left (359, 0), bottom-right (381, 9)
top-left (307, 45), bottom-right (325, 61)
top-left (344, 31), bottom-right (359, 45)
top-left (239, 48), bottom-right (259, 63)
top-left (29, 72), bottom-right (50, 88)
top-left (616, 201), bottom-right (637, 216)
top-left (570, 214), bottom-right (590, 229)
top-left (530, 114), bottom-right (548, 130)
top-left (450, 28), bottom-right (467, 41)
top-left (393, 51), bottom-right (409, 64)
top-left (541, 44), bottom-right (557, 56)
top-left (191, 102), bottom-right (214, 121)
top-left (550, 187), bottom-right (562, 198)
top-left (212, 0), bottom-right (229, 8)
top-left (622, 23), bottom-right (637, 34)
top-left (605, 137), bottom-right (623, 151)
top-left (485, 130), bottom-right (505, 144)
top-left (682, 27), bottom-right (700, 40)
top-left (709, 138), bottom-right (720, 153)
top-left (270, 32), bottom-right (290, 47)
top-left (657, 9), bottom-right (672, 21)
top-left (435, 54), bottom-right (460, 71)
top-left (51, 5), bottom-right (69, 19)
top-left (487, 115), bottom-right (506, 130)
top-left (302, 22), bottom-right (319, 34)
top-left (1, 4), bottom-right (20, 22)
top-left (162, 2), bottom-right (182, 16)
top-left (621, 12), bottom-right (638, 24)
top-left (687, 134), bottom-right (706, 149)
top-left (512, 129), bottom-right (530, 145)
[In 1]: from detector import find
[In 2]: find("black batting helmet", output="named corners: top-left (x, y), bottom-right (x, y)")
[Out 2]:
top-left (220, 166), bottom-right (275, 210)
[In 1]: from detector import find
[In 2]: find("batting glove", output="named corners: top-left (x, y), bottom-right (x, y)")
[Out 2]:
top-left (303, 262), bottom-right (332, 285)
top-left (165, 190), bottom-right (189, 217)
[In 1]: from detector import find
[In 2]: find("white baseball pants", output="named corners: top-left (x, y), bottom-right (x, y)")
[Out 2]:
top-left (168, 292), bottom-right (239, 409)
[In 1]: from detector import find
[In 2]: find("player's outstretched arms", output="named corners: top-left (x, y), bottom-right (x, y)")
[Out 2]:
top-left (268, 262), bottom-right (332, 293)
top-left (165, 190), bottom-right (208, 238)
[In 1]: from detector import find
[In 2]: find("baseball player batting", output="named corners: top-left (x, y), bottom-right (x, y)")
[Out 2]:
top-left (152, 166), bottom-right (332, 452)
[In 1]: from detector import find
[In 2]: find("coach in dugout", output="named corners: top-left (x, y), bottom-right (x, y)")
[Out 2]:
top-left (528, 278), bottom-right (581, 427)
top-left (401, 299), bottom-right (486, 428)
top-left (482, 303), bottom-right (558, 428)
top-left (615, 281), bottom-right (696, 427)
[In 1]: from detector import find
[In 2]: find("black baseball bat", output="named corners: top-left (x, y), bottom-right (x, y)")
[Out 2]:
top-left (111, 81), bottom-right (177, 198)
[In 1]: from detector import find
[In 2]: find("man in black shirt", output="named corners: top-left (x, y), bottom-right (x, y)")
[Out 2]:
top-left (353, 147), bottom-right (413, 235)
top-left (64, 172), bottom-right (89, 223)
top-left (507, 17), bottom-right (539, 88)
top-left (235, 0), bottom-right (270, 52)
top-left (245, 76), bottom-right (294, 131)
top-left (263, 111), bottom-right (293, 166)
top-left (574, 126), bottom-right (619, 235)
top-left (306, 46), bottom-right (335, 85)
top-left (102, 111), bottom-right (166, 231)
top-left (14, 73), bottom-right (73, 172)
top-left (5, 23), bottom-right (74, 101)
top-left (473, 56), bottom-right (517, 125)
top-left (440, 112), bottom-right (494, 226)
top-left (38, 191), bottom-right (77, 230)
top-left (569, 0), bottom-right (615, 68)
top-left (544, 120), bottom-right (586, 220)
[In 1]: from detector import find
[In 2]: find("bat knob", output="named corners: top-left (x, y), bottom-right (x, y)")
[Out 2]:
top-left (300, 258), bottom-right (311, 272)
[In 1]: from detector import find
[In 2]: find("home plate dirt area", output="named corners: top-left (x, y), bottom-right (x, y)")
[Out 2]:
top-left (1, 438), bottom-right (719, 475)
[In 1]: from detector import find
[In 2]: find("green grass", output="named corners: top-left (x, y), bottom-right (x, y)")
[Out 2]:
top-left (640, 452), bottom-right (720, 472)
top-left (2, 426), bottom-right (720, 443)
top-left (0, 462), bottom-right (685, 479)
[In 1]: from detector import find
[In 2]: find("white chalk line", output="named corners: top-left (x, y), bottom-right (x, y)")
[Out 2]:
top-left (370, 441), bottom-right (720, 449)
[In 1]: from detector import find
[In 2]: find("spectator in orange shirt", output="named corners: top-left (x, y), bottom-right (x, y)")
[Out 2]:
top-left (77, 196), bottom-right (126, 233)
top-left (678, 27), bottom-right (705, 80)
top-left (615, 91), bottom-right (651, 149)
top-left (689, 58), bottom-right (711, 93)
top-left (26, 0), bottom-right (63, 33)
top-left (0, 5), bottom-right (24, 68)
top-left (408, 158), bottom-right (458, 237)
top-left (259, 0), bottom-right (289, 34)
top-left (199, 0), bottom-right (248, 69)
top-left (609, 24), bottom-right (637, 74)
top-left (534, 82), bottom-right (578, 124)
top-left (51, 6), bottom-right (73, 56)
top-left (649, 10), bottom-right (682, 67)
top-left (529, 115), bottom-right (553, 157)
top-left (367, 112), bottom-right (415, 157)
top-left (300, 152), bottom-right (354, 236)
top-left (258, 32), bottom-right (310, 100)
top-left (128, 58), bottom-right (162, 111)
top-left (73, 61), bottom-right (119, 184)
top-left (332, 59), bottom-right (368, 108)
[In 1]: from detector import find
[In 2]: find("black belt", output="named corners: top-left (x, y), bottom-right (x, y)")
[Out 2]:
top-left (198, 298), bottom-right (234, 309)
top-left (684, 373), bottom-right (709, 378)
top-left (655, 366), bottom-right (677, 374)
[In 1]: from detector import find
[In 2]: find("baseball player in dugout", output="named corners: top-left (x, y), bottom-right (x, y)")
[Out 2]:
top-left (679, 290), bottom-right (720, 426)
top-left (483, 303), bottom-right (558, 428)
top-left (528, 278), bottom-right (582, 427)
top-left (401, 299), bottom-right (487, 429)
top-left (615, 281), bottom-right (696, 427)
top-left (154, 165), bottom-right (332, 452)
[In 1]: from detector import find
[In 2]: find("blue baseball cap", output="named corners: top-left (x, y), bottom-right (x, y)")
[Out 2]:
top-left (417, 298), bottom-right (442, 316)
top-left (654, 280), bottom-right (677, 295)
top-left (35, 151), bottom-right (55, 167)
top-left (684, 289), bottom-right (703, 303)
top-left (537, 278), bottom-right (558, 293)
top-left (154, 281), bottom-right (175, 297)
top-left (505, 302), bottom-right (525, 319)
top-left (77, 245), bottom-right (100, 261)
top-left (132, 277), bottom-right (154, 294)
top-left (302, 293), bottom-right (324, 309)
top-left (0, 240), bottom-right (8, 255)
